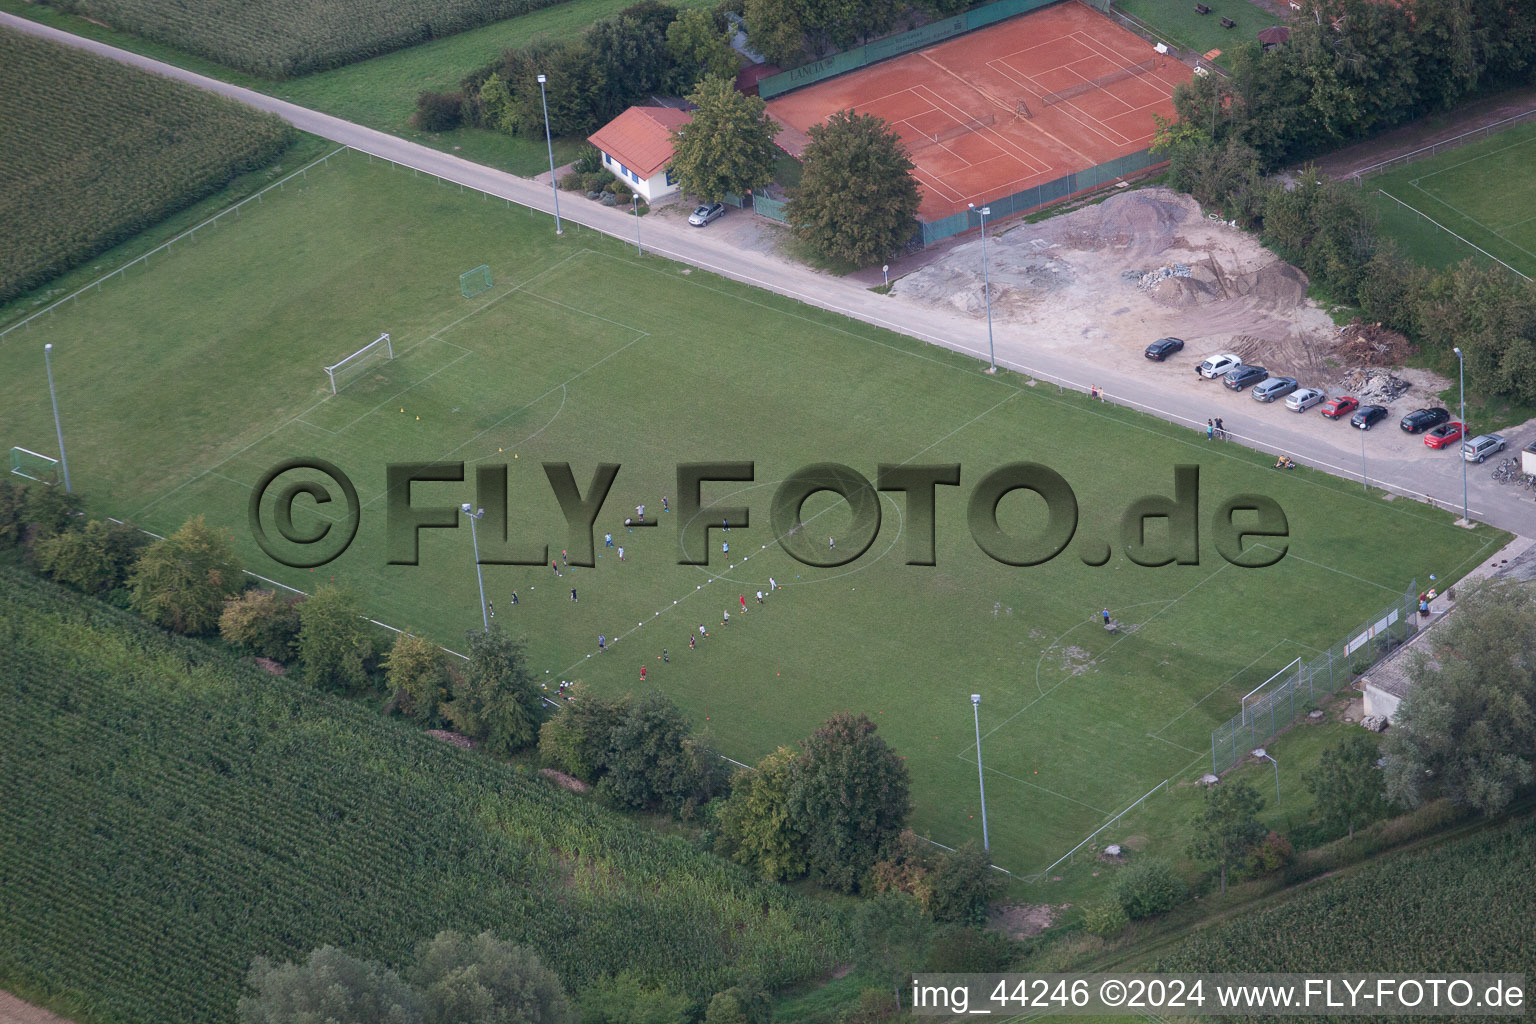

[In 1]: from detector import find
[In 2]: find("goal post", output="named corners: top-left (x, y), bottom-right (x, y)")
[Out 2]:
top-left (10, 447), bottom-right (60, 485)
top-left (324, 333), bottom-right (392, 395)
top-left (460, 265), bottom-right (492, 298)
top-left (1241, 657), bottom-right (1301, 726)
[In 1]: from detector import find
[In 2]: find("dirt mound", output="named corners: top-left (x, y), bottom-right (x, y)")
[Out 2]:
top-left (893, 239), bottom-right (1073, 316)
top-left (1051, 188), bottom-right (1194, 254)
top-left (1242, 261), bottom-right (1309, 308)
top-left (987, 904), bottom-right (1061, 939)
top-left (1336, 319), bottom-right (1416, 366)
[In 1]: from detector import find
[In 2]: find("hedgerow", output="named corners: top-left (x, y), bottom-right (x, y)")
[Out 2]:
top-left (0, 568), bottom-right (847, 1022)
top-left (0, 28), bottom-right (292, 303)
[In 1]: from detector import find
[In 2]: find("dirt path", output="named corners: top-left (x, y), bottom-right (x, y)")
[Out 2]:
top-left (1307, 87), bottom-right (1536, 179)
top-left (0, 993), bottom-right (75, 1024)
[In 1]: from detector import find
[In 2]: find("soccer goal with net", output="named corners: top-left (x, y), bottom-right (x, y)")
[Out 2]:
top-left (460, 265), bottom-right (492, 298)
top-left (324, 333), bottom-right (392, 395)
top-left (10, 447), bottom-right (59, 485)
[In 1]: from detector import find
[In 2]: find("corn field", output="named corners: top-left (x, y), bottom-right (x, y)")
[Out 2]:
top-left (50, 0), bottom-right (573, 77)
top-left (0, 28), bottom-right (292, 305)
top-left (1159, 815), bottom-right (1536, 981)
top-left (0, 569), bottom-right (848, 1022)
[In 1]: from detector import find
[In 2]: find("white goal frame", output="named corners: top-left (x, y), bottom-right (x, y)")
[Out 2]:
top-left (10, 446), bottom-right (59, 485)
top-left (323, 333), bottom-right (392, 395)
top-left (1241, 657), bottom-right (1300, 726)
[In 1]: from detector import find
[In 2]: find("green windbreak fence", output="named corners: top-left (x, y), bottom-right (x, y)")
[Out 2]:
top-left (753, 194), bottom-right (790, 223)
top-left (918, 148), bottom-right (1161, 245)
top-left (758, 0), bottom-right (1063, 99)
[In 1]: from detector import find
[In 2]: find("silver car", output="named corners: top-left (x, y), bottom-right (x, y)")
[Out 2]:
top-left (1285, 387), bottom-right (1326, 412)
top-left (1251, 376), bottom-right (1299, 403)
top-left (688, 202), bottom-right (725, 226)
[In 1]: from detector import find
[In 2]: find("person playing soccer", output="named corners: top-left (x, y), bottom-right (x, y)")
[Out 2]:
top-left (605, 532), bottom-right (613, 548)
top-left (740, 595), bottom-right (748, 613)
top-left (639, 665), bottom-right (646, 682)
top-left (689, 634), bottom-right (696, 651)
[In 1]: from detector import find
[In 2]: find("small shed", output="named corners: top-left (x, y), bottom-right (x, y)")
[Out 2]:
top-left (586, 106), bottom-right (692, 202)
top-left (1258, 25), bottom-right (1291, 50)
top-left (1523, 440), bottom-right (1536, 475)
top-left (734, 62), bottom-right (782, 98)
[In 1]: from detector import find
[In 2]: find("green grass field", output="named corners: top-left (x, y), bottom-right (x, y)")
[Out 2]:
top-left (0, 150), bottom-right (1499, 875)
top-left (1367, 119), bottom-right (1536, 277)
top-left (1111, 0), bottom-right (1273, 67)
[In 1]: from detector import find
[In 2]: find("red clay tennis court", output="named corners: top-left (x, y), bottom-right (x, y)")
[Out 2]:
top-left (766, 2), bottom-right (1192, 222)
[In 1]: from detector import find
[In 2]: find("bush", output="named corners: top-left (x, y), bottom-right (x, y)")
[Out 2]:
top-left (220, 589), bottom-right (303, 661)
top-left (558, 171), bottom-right (586, 192)
top-left (35, 519), bottom-right (146, 595)
top-left (1249, 830), bottom-right (1294, 876)
top-left (1082, 900), bottom-right (1129, 938)
top-left (926, 923), bottom-right (1016, 973)
top-left (581, 171), bottom-right (612, 194)
top-left (611, 181), bottom-right (634, 203)
top-left (1108, 858), bottom-right (1188, 920)
top-left (573, 144), bottom-right (605, 174)
top-left (411, 90), bottom-right (464, 132)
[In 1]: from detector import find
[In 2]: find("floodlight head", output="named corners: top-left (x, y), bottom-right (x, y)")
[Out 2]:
top-left (1252, 748), bottom-right (1267, 758)
top-left (882, 265), bottom-right (889, 273)
top-left (968, 202), bottom-right (975, 210)
top-left (537, 74), bottom-right (547, 84)
top-left (461, 502), bottom-right (472, 513)
top-left (971, 694), bottom-right (981, 705)
top-left (45, 343), bottom-right (53, 352)
top-left (1453, 346), bottom-right (1462, 358)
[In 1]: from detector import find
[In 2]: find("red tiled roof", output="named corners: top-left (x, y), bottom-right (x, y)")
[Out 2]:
top-left (587, 107), bottom-right (691, 179)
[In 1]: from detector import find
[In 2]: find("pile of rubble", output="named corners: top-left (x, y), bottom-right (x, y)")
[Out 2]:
top-left (1338, 367), bottom-right (1413, 403)
top-left (1335, 319), bottom-right (1416, 366)
top-left (1130, 264), bottom-right (1193, 289)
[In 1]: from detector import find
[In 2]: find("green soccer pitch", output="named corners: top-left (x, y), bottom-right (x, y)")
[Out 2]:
top-left (0, 150), bottom-right (1499, 874)
top-left (1368, 119), bottom-right (1536, 276)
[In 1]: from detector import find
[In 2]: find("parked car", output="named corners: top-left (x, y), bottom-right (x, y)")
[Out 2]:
top-left (1400, 407), bottom-right (1452, 434)
top-left (1320, 396), bottom-right (1359, 419)
top-left (1145, 337), bottom-right (1185, 361)
top-left (1462, 433), bottom-right (1507, 462)
top-left (1223, 365), bottom-right (1269, 391)
top-left (1197, 353), bottom-right (1242, 379)
top-left (1285, 387), bottom-right (1326, 412)
top-left (688, 202), bottom-right (726, 226)
top-left (1424, 422), bottom-right (1464, 449)
top-left (1252, 376), bottom-right (1299, 403)
top-left (1351, 405), bottom-right (1388, 430)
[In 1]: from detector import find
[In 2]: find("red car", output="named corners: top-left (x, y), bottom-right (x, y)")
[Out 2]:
top-left (1424, 422), bottom-right (1464, 449)
top-left (1321, 396), bottom-right (1360, 419)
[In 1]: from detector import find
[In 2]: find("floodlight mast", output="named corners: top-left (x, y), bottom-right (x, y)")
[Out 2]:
top-left (43, 344), bottom-right (71, 492)
top-left (462, 504), bottom-right (489, 632)
top-left (971, 694), bottom-right (989, 851)
top-left (537, 75), bottom-right (562, 235)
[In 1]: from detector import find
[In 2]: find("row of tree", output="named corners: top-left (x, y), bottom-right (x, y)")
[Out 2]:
top-left (1174, 0), bottom-right (1536, 171)
top-left (741, 0), bottom-right (970, 67)
top-left (414, 1), bottom-right (738, 138)
top-left (239, 930), bottom-right (776, 1024)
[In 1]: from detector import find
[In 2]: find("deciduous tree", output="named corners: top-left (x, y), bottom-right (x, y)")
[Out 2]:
top-left (386, 632), bottom-right (447, 722)
top-left (35, 518), bottom-right (145, 595)
top-left (669, 75), bottom-right (781, 202)
top-left (788, 110), bottom-right (919, 268)
top-left (1305, 732), bottom-right (1388, 838)
top-left (220, 588), bottom-right (303, 661)
top-left (789, 711), bottom-right (911, 892)
top-left (237, 946), bottom-right (422, 1024)
top-left (665, 8), bottom-right (739, 92)
top-left (446, 626), bottom-right (543, 755)
top-left (409, 930), bottom-right (574, 1024)
top-left (297, 585), bottom-right (375, 693)
top-left (1188, 779), bottom-right (1267, 893)
top-left (128, 514), bottom-right (240, 635)
top-left (717, 745), bottom-right (808, 880)
top-left (1383, 580), bottom-right (1536, 814)
top-left (853, 892), bottom-right (931, 1008)
top-left (599, 690), bottom-right (724, 814)
top-left (538, 686), bottom-right (631, 782)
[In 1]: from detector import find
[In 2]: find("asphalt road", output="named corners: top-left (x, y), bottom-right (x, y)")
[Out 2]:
top-left (6, 11), bottom-right (1533, 538)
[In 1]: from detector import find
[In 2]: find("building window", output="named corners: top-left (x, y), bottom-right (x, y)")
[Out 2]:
top-left (665, 168), bottom-right (674, 186)
top-left (604, 153), bottom-right (611, 164)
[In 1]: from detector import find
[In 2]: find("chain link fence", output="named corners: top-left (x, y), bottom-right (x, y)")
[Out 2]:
top-left (1211, 583), bottom-right (1419, 772)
